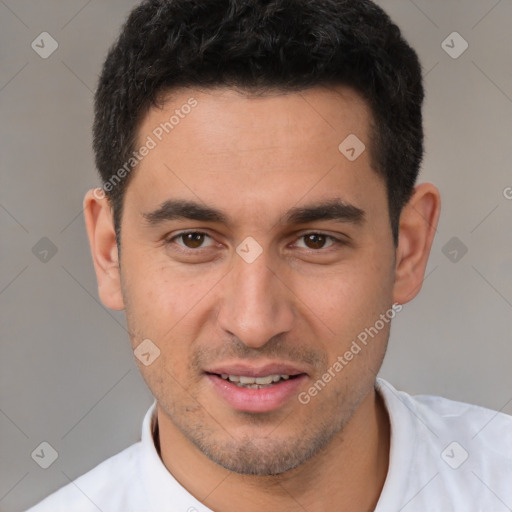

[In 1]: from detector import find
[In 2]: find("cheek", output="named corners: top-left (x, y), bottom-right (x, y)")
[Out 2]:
top-left (292, 249), bottom-right (395, 347)
top-left (121, 263), bottom-right (215, 392)
top-left (121, 255), bottom-right (223, 344)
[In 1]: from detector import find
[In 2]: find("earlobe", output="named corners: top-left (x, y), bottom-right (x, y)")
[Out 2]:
top-left (393, 183), bottom-right (441, 305)
top-left (83, 189), bottom-right (125, 311)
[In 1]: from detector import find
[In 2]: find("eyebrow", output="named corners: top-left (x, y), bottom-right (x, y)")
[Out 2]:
top-left (142, 198), bottom-right (365, 227)
top-left (284, 200), bottom-right (365, 225)
top-left (143, 200), bottom-right (228, 225)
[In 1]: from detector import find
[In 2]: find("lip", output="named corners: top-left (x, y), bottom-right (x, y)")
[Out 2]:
top-left (205, 362), bottom-right (308, 413)
top-left (205, 362), bottom-right (307, 378)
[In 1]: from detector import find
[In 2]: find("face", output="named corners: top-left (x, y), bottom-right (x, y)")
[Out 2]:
top-left (117, 86), bottom-right (398, 475)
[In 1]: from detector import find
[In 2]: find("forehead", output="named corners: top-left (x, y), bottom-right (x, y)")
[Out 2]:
top-left (126, 85), bottom-right (385, 222)
top-left (143, 85), bottom-right (372, 158)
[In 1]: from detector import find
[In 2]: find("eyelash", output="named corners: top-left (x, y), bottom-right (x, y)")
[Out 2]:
top-left (165, 230), bottom-right (345, 252)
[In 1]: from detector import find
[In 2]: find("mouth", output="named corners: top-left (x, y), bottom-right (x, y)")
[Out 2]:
top-left (214, 373), bottom-right (299, 389)
top-left (204, 364), bottom-right (308, 413)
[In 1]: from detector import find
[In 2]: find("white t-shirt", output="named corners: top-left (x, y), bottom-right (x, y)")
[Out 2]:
top-left (25, 378), bottom-right (512, 512)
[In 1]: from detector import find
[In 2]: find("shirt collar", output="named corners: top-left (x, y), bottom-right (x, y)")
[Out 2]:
top-left (140, 400), bottom-right (213, 511)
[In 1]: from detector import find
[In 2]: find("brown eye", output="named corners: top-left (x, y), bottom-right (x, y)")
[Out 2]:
top-left (180, 232), bottom-right (207, 248)
top-left (303, 234), bottom-right (328, 249)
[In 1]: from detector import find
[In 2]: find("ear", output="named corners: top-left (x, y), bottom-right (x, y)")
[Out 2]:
top-left (83, 189), bottom-right (125, 310)
top-left (393, 183), bottom-right (441, 305)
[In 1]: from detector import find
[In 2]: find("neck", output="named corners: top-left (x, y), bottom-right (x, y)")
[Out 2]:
top-left (157, 384), bottom-right (390, 512)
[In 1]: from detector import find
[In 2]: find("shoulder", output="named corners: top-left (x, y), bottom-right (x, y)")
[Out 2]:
top-left (399, 382), bottom-right (512, 441)
top-left (376, 378), bottom-right (512, 510)
top-left (377, 377), bottom-right (512, 436)
top-left (411, 386), bottom-right (512, 463)
top-left (25, 441), bottom-right (145, 512)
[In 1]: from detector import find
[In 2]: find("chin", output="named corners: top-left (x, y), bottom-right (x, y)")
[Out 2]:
top-left (189, 426), bottom-right (341, 476)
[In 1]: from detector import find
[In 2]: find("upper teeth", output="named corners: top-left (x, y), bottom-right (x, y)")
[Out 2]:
top-left (221, 374), bottom-right (290, 385)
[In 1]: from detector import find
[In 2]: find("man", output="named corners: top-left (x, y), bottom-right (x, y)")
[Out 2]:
top-left (26, 0), bottom-right (512, 510)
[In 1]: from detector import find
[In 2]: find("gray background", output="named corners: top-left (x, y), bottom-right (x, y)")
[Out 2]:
top-left (1, 1), bottom-right (511, 510)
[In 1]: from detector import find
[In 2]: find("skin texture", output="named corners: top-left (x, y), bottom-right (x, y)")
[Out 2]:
top-left (84, 86), bottom-right (440, 512)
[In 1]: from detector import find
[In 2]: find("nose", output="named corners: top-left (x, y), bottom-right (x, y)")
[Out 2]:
top-left (216, 248), bottom-right (295, 349)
